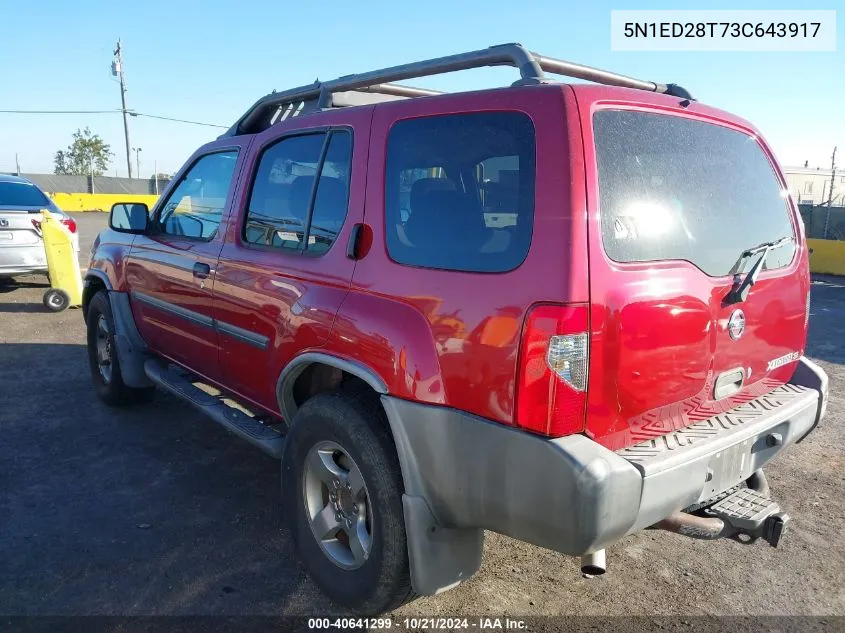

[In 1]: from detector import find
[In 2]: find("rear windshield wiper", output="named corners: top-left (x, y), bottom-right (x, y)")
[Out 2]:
top-left (724, 236), bottom-right (794, 305)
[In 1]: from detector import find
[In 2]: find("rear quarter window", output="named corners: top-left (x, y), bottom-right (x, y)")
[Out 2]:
top-left (385, 111), bottom-right (535, 273)
top-left (593, 110), bottom-right (796, 277)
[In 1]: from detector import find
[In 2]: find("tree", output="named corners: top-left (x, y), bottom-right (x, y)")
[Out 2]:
top-left (54, 127), bottom-right (113, 176)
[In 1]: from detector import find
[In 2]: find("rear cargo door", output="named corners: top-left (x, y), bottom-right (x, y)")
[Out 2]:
top-left (582, 107), bottom-right (809, 450)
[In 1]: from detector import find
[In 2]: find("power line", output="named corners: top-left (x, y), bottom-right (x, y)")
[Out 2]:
top-left (0, 108), bottom-right (228, 128)
top-left (128, 112), bottom-right (228, 129)
top-left (0, 109), bottom-right (116, 114)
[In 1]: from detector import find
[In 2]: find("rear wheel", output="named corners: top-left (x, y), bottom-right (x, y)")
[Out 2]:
top-left (86, 290), bottom-right (154, 406)
top-left (282, 390), bottom-right (415, 614)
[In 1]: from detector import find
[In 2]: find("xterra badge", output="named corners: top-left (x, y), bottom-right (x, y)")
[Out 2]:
top-left (767, 351), bottom-right (801, 371)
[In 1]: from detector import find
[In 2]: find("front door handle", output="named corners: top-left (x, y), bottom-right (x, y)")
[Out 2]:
top-left (193, 262), bottom-right (211, 279)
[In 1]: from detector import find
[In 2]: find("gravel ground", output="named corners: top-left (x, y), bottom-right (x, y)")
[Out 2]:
top-left (0, 213), bottom-right (843, 620)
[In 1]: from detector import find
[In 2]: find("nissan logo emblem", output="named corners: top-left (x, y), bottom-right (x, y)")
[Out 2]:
top-left (728, 309), bottom-right (746, 341)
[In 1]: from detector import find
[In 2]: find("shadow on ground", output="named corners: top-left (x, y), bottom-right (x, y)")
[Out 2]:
top-left (0, 343), bottom-right (335, 616)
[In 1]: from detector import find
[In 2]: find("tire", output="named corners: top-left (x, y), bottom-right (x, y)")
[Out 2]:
top-left (282, 390), bottom-right (415, 615)
top-left (43, 288), bottom-right (70, 312)
top-left (86, 290), bottom-right (154, 406)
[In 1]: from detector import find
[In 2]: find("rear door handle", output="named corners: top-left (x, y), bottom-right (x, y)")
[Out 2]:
top-left (193, 262), bottom-right (211, 279)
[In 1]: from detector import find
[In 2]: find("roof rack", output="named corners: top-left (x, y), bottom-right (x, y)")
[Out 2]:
top-left (222, 43), bottom-right (693, 137)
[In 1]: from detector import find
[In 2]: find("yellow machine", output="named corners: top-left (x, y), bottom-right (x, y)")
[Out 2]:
top-left (40, 210), bottom-right (83, 312)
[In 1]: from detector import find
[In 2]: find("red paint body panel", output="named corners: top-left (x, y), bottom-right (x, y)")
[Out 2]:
top-left (570, 85), bottom-right (809, 449)
top-left (88, 80), bottom-right (809, 451)
top-left (346, 86), bottom-right (588, 424)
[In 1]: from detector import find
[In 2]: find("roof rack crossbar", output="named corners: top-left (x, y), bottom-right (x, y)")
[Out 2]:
top-left (356, 84), bottom-right (443, 98)
top-left (224, 43), bottom-right (691, 137)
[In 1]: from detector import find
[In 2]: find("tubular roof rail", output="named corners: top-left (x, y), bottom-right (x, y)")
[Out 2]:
top-left (222, 43), bottom-right (693, 137)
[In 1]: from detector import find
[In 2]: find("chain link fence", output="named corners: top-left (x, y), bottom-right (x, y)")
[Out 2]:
top-left (799, 203), bottom-right (845, 241)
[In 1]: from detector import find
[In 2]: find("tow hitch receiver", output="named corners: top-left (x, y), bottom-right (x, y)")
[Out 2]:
top-left (653, 484), bottom-right (790, 548)
top-left (706, 488), bottom-right (790, 548)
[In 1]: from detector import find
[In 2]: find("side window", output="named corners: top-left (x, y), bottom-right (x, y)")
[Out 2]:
top-left (245, 130), bottom-right (352, 254)
top-left (157, 151), bottom-right (238, 240)
top-left (307, 131), bottom-right (352, 254)
top-left (385, 112), bottom-right (535, 273)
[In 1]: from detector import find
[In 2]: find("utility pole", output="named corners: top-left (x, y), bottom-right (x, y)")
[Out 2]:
top-left (112, 39), bottom-right (133, 178)
top-left (154, 159), bottom-right (159, 195)
top-left (133, 147), bottom-right (142, 179)
top-left (823, 146), bottom-right (837, 239)
top-left (14, 153), bottom-right (20, 175)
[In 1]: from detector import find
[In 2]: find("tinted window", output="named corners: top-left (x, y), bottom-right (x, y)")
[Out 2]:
top-left (157, 151), bottom-right (238, 240)
top-left (0, 181), bottom-right (50, 207)
top-left (306, 131), bottom-right (352, 254)
top-left (594, 110), bottom-right (796, 277)
top-left (385, 112), bottom-right (535, 273)
top-left (245, 130), bottom-right (351, 253)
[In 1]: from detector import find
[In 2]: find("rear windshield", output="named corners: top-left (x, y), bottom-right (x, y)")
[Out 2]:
top-left (0, 181), bottom-right (50, 207)
top-left (593, 110), bottom-right (796, 277)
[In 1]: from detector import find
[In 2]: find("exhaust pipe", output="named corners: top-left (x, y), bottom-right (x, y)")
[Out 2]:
top-left (653, 512), bottom-right (728, 540)
top-left (580, 549), bottom-right (606, 576)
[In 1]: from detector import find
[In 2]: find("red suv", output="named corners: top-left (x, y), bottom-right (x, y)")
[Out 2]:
top-left (84, 44), bottom-right (829, 614)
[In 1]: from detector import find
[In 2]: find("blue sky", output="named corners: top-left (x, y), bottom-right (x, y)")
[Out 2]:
top-left (0, 0), bottom-right (841, 177)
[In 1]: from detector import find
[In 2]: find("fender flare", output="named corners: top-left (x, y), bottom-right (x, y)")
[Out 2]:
top-left (84, 268), bottom-right (113, 289)
top-left (105, 290), bottom-right (153, 389)
top-left (275, 352), bottom-right (482, 596)
top-left (275, 351), bottom-right (387, 423)
top-left (82, 269), bottom-right (113, 318)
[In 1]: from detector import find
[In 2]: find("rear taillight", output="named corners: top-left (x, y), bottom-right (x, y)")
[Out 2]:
top-left (61, 217), bottom-right (77, 233)
top-left (515, 304), bottom-right (589, 437)
top-left (31, 219), bottom-right (41, 232)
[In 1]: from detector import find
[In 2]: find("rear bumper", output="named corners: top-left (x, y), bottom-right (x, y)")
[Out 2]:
top-left (386, 356), bottom-right (827, 590)
top-left (0, 265), bottom-right (48, 277)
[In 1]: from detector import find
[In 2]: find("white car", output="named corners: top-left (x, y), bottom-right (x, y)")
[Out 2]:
top-left (0, 174), bottom-right (79, 279)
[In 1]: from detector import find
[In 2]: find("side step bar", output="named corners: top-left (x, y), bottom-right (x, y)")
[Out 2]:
top-left (144, 359), bottom-right (285, 458)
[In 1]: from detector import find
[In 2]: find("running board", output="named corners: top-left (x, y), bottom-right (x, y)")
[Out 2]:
top-left (143, 359), bottom-right (285, 458)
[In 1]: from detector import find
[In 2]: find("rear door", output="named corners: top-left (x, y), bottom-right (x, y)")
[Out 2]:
top-left (581, 104), bottom-right (809, 450)
top-left (126, 144), bottom-right (246, 381)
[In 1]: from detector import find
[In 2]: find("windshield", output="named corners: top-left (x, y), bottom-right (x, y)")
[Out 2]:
top-left (593, 110), bottom-right (796, 277)
top-left (0, 181), bottom-right (50, 208)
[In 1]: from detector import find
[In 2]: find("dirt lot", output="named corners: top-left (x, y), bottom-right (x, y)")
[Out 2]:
top-left (0, 213), bottom-right (843, 618)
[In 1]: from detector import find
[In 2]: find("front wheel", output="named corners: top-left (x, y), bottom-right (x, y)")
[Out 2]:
top-left (282, 390), bottom-right (415, 615)
top-left (86, 290), bottom-right (154, 406)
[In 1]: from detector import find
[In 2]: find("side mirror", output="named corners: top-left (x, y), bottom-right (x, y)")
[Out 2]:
top-left (110, 203), bottom-right (149, 234)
